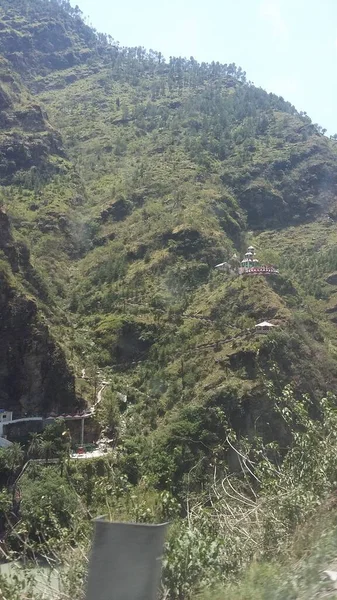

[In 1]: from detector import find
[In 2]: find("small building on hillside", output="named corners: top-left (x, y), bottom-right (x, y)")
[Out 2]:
top-left (0, 410), bottom-right (13, 436)
top-left (214, 261), bottom-right (230, 272)
top-left (255, 321), bottom-right (276, 335)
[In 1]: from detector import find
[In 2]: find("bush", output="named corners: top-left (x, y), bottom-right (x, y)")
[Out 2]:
top-left (14, 467), bottom-right (83, 553)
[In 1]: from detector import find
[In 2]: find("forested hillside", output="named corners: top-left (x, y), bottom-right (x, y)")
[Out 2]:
top-left (0, 45), bottom-right (80, 414)
top-left (2, 0), bottom-right (337, 483)
top-left (2, 1), bottom-right (337, 598)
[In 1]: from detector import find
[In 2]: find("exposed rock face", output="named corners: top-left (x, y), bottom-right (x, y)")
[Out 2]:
top-left (0, 4), bottom-right (96, 83)
top-left (0, 45), bottom-right (83, 418)
top-left (0, 209), bottom-right (76, 417)
top-left (325, 304), bottom-right (337, 314)
top-left (0, 64), bottom-right (66, 183)
top-left (0, 208), bottom-right (19, 270)
top-left (326, 273), bottom-right (337, 286)
top-left (101, 197), bottom-right (132, 223)
top-left (0, 292), bottom-right (75, 416)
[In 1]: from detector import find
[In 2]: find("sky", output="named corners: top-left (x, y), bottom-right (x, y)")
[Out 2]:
top-left (73, 0), bottom-right (337, 134)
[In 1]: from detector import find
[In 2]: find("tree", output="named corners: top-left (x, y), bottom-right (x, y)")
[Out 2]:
top-left (97, 389), bottom-right (120, 440)
top-left (4, 444), bottom-right (24, 472)
top-left (19, 468), bottom-right (80, 551)
top-left (27, 433), bottom-right (42, 459)
top-left (40, 439), bottom-right (55, 465)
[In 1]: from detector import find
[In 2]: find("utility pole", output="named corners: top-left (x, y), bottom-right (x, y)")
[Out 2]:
top-left (92, 371), bottom-right (98, 405)
top-left (181, 359), bottom-right (185, 393)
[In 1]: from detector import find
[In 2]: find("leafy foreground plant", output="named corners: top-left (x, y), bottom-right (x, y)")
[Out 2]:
top-left (164, 388), bottom-right (337, 598)
top-left (2, 387), bottom-right (337, 600)
top-left (201, 516), bottom-right (337, 600)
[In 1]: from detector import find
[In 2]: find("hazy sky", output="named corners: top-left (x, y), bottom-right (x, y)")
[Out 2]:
top-left (73, 0), bottom-right (337, 133)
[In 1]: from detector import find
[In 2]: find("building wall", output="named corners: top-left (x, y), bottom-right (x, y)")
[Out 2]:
top-left (4, 419), bottom-right (43, 442)
top-left (66, 417), bottom-right (100, 445)
top-left (3, 416), bottom-right (100, 445)
top-left (0, 411), bottom-right (13, 436)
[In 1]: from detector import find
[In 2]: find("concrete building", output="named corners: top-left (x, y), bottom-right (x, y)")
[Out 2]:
top-left (0, 409), bottom-right (13, 436)
top-left (255, 321), bottom-right (276, 334)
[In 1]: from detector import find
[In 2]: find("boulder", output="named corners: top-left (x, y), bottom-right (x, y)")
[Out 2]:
top-left (326, 273), bottom-right (337, 285)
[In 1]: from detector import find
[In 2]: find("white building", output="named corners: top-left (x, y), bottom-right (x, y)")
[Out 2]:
top-left (214, 261), bottom-right (230, 272)
top-left (0, 410), bottom-right (13, 436)
top-left (255, 321), bottom-right (276, 335)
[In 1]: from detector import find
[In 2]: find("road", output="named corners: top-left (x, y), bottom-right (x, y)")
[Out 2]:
top-left (70, 448), bottom-right (109, 459)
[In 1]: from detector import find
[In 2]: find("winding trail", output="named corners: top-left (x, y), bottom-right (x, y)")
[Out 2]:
top-left (91, 381), bottom-right (110, 413)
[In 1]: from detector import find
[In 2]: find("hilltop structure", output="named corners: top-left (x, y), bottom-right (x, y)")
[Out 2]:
top-left (239, 246), bottom-right (279, 276)
top-left (215, 247), bottom-right (279, 277)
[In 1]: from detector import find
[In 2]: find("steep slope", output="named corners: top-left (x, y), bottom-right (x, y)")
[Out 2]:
top-left (1, 0), bottom-right (337, 483)
top-left (0, 207), bottom-right (75, 415)
top-left (0, 0), bottom-right (97, 81)
top-left (0, 55), bottom-right (87, 291)
top-left (45, 75), bottom-right (337, 484)
top-left (0, 23), bottom-right (88, 415)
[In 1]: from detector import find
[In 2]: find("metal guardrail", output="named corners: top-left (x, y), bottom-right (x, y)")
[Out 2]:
top-left (86, 519), bottom-right (168, 600)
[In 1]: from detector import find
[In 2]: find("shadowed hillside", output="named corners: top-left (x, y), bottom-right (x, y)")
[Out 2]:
top-left (2, 2), bottom-right (337, 599)
top-left (0, 0), bottom-right (337, 471)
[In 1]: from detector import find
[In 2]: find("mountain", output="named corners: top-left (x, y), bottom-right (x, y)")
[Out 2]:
top-left (1, 0), bottom-right (337, 487)
top-left (0, 48), bottom-right (81, 415)
top-left (0, 205), bottom-right (75, 415)
top-left (4, 2), bottom-right (337, 598)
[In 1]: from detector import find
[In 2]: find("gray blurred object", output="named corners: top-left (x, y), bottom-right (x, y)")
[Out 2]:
top-left (85, 518), bottom-right (168, 600)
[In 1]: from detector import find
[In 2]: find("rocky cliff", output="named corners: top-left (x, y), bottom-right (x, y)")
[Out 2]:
top-left (0, 208), bottom-right (76, 416)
